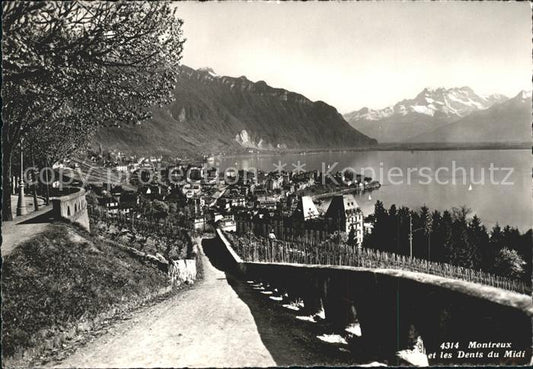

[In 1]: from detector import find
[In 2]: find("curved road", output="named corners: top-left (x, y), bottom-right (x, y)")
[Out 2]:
top-left (54, 243), bottom-right (276, 368)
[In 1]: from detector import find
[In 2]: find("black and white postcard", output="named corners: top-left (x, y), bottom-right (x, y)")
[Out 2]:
top-left (2, 1), bottom-right (531, 367)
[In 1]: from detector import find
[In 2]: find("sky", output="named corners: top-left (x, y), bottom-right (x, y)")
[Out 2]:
top-left (175, 2), bottom-right (531, 113)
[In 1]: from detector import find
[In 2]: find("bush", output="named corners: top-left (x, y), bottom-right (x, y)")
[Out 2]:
top-left (494, 247), bottom-right (526, 279)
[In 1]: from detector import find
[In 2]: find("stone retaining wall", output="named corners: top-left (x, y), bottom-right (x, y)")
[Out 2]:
top-left (215, 228), bottom-right (532, 365)
top-left (52, 187), bottom-right (90, 232)
top-left (168, 259), bottom-right (197, 286)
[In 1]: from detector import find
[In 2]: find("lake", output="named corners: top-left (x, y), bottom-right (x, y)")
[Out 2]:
top-left (218, 149), bottom-right (532, 232)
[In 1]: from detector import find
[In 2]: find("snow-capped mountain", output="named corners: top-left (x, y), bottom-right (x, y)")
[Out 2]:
top-left (408, 90), bottom-right (532, 144)
top-left (346, 87), bottom-right (507, 121)
top-left (515, 89), bottom-right (532, 102)
top-left (344, 87), bottom-right (508, 142)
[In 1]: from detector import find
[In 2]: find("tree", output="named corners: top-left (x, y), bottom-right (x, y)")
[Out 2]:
top-left (347, 228), bottom-right (357, 247)
top-left (481, 223), bottom-right (507, 272)
top-left (368, 200), bottom-right (388, 249)
top-left (329, 230), bottom-right (348, 245)
top-left (397, 206), bottom-right (411, 256)
top-left (168, 202), bottom-right (178, 214)
top-left (466, 215), bottom-right (487, 269)
top-left (2, 2), bottom-right (185, 220)
top-left (439, 210), bottom-right (454, 263)
top-left (494, 247), bottom-right (526, 279)
top-left (387, 204), bottom-right (399, 253)
top-left (420, 205), bottom-right (432, 259)
top-left (374, 200), bottom-right (387, 222)
top-left (151, 200), bottom-right (169, 220)
top-left (429, 210), bottom-right (445, 262)
top-left (447, 206), bottom-right (474, 267)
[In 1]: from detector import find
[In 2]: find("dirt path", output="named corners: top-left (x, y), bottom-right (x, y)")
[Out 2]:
top-left (1, 205), bottom-right (53, 257)
top-left (53, 243), bottom-right (276, 368)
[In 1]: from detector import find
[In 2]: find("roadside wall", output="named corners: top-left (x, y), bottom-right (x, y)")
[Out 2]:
top-left (52, 187), bottom-right (90, 232)
top-left (214, 228), bottom-right (532, 365)
top-left (215, 229), bottom-right (243, 265)
top-left (240, 262), bottom-right (532, 365)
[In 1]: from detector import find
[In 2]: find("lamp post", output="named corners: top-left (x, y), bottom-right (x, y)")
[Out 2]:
top-left (31, 150), bottom-right (39, 212)
top-left (44, 155), bottom-right (50, 205)
top-left (16, 139), bottom-right (28, 216)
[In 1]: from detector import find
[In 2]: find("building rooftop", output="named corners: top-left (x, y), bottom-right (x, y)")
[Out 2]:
top-left (325, 194), bottom-right (360, 217)
top-left (298, 196), bottom-right (320, 221)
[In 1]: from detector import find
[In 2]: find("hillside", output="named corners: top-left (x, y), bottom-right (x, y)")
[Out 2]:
top-left (1, 222), bottom-right (174, 366)
top-left (94, 66), bottom-right (376, 156)
top-left (344, 87), bottom-right (507, 143)
top-left (408, 91), bottom-right (532, 144)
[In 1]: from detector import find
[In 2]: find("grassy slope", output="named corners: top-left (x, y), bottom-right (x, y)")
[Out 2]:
top-left (1, 222), bottom-right (171, 363)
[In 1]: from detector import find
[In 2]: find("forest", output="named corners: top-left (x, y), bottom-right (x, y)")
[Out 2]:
top-left (362, 201), bottom-right (531, 282)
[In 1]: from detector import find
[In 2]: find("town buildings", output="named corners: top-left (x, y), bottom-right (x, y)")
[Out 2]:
top-left (235, 194), bottom-right (365, 247)
top-left (87, 155), bottom-right (375, 247)
top-left (324, 194), bottom-right (364, 245)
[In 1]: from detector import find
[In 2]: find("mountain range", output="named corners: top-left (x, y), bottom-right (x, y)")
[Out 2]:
top-left (343, 87), bottom-right (530, 143)
top-left (407, 90), bottom-right (532, 144)
top-left (94, 67), bottom-right (530, 155)
top-left (93, 66), bottom-right (376, 156)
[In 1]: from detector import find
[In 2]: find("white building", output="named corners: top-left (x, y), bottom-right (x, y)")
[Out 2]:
top-left (299, 196), bottom-right (320, 220)
top-left (325, 194), bottom-right (364, 246)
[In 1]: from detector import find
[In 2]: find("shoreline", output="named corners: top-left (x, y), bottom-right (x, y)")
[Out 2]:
top-left (219, 142), bottom-right (531, 160)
